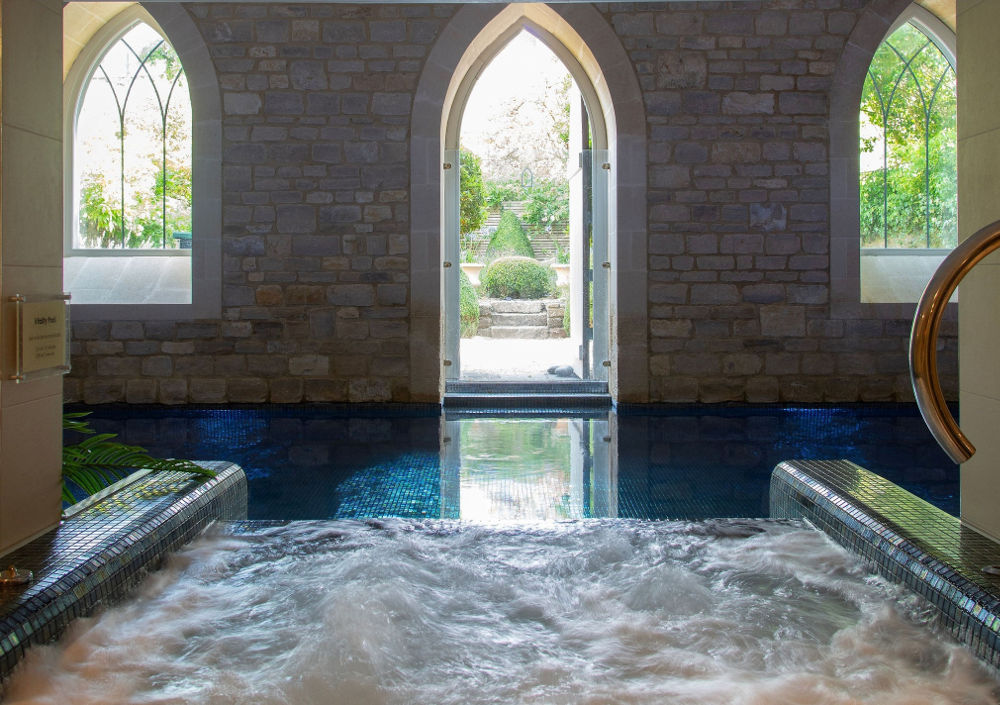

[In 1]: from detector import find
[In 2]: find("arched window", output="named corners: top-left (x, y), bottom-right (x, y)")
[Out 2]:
top-left (63, 3), bottom-right (220, 317)
top-left (853, 6), bottom-right (956, 305)
top-left (860, 21), bottom-right (956, 250)
top-left (73, 21), bottom-right (191, 251)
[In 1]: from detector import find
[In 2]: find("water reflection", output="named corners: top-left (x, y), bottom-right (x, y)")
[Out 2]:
top-left (440, 414), bottom-right (616, 521)
top-left (69, 404), bottom-right (959, 521)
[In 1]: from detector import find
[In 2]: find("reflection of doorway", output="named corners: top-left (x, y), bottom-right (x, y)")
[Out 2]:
top-left (442, 26), bottom-right (610, 385)
top-left (439, 412), bottom-right (617, 520)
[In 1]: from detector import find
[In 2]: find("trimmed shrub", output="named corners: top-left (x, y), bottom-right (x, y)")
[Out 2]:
top-left (459, 269), bottom-right (479, 338)
top-left (480, 256), bottom-right (556, 300)
top-left (484, 211), bottom-right (534, 261)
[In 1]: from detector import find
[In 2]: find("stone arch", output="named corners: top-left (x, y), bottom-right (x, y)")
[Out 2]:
top-left (829, 0), bottom-right (952, 318)
top-left (409, 3), bottom-right (647, 402)
top-left (65, 2), bottom-right (222, 321)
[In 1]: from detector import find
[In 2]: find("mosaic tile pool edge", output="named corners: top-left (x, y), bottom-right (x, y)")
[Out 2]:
top-left (771, 459), bottom-right (1000, 670)
top-left (0, 461), bottom-right (247, 685)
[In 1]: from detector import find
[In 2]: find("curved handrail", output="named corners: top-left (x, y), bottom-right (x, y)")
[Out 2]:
top-left (910, 220), bottom-right (1000, 464)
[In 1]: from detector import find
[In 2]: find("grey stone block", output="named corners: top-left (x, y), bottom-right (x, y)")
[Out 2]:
top-left (292, 235), bottom-right (342, 257)
top-left (656, 52), bottom-right (707, 89)
top-left (256, 20), bottom-right (289, 42)
top-left (328, 284), bottom-right (375, 306)
top-left (277, 205), bottom-right (316, 234)
top-left (723, 92), bottom-right (775, 115)
top-left (290, 60), bottom-right (327, 90)
top-left (645, 91), bottom-right (682, 116)
top-left (372, 93), bottom-right (411, 116)
top-left (224, 92), bottom-right (262, 115)
top-left (750, 203), bottom-right (787, 232)
top-left (370, 20), bottom-right (406, 42)
top-left (264, 91), bottom-right (304, 115)
top-left (760, 306), bottom-right (806, 337)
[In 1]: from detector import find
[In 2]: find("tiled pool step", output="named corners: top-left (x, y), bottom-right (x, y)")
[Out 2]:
top-left (0, 462), bottom-right (247, 684)
top-left (772, 459), bottom-right (1000, 671)
top-left (444, 380), bottom-right (610, 409)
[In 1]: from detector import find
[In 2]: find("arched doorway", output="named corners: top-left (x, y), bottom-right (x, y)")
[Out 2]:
top-left (409, 3), bottom-right (648, 402)
top-left (443, 23), bottom-right (609, 384)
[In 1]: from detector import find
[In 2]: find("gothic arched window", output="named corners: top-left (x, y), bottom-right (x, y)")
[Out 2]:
top-left (860, 21), bottom-right (956, 250)
top-left (73, 21), bottom-right (192, 250)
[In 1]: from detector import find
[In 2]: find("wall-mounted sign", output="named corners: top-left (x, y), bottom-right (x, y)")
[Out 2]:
top-left (8, 294), bottom-right (71, 383)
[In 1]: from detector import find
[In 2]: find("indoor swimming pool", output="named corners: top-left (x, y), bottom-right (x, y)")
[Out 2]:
top-left (1, 403), bottom-right (989, 703)
top-left (67, 403), bottom-right (960, 520)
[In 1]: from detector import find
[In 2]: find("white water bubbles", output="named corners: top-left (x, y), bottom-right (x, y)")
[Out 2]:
top-left (4, 519), bottom-right (998, 705)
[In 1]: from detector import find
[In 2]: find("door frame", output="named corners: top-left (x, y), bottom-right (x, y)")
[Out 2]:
top-left (408, 3), bottom-right (649, 402)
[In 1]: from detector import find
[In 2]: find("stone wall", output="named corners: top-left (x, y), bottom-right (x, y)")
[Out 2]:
top-left (64, 0), bottom-right (958, 405)
top-left (599, 0), bottom-right (955, 403)
top-left (67, 3), bottom-right (457, 404)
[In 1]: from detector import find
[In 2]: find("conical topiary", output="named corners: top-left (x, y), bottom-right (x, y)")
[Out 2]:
top-left (484, 210), bottom-right (534, 261)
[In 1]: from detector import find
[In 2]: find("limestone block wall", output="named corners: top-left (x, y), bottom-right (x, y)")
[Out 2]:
top-left (63, 0), bottom-right (957, 405)
top-left (598, 0), bottom-right (954, 403)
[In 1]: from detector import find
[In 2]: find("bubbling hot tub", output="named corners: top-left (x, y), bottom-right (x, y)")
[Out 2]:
top-left (3, 518), bottom-right (998, 704)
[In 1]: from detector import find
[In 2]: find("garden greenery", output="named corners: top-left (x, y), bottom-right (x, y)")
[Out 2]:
top-left (480, 256), bottom-right (556, 300)
top-left (485, 211), bottom-right (535, 261)
top-left (460, 150), bottom-right (488, 236)
top-left (62, 412), bottom-right (215, 505)
top-left (76, 23), bottom-right (192, 249)
top-left (522, 180), bottom-right (570, 232)
top-left (459, 269), bottom-right (480, 338)
top-left (859, 22), bottom-right (956, 249)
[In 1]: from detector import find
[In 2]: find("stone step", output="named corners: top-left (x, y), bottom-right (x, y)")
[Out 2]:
top-left (446, 380), bottom-right (609, 395)
top-left (490, 326), bottom-right (550, 339)
top-left (489, 299), bottom-right (546, 314)
top-left (491, 312), bottom-right (548, 326)
top-left (443, 392), bottom-right (611, 410)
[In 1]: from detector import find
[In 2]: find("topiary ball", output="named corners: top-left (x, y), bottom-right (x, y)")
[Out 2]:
top-left (480, 256), bottom-right (556, 300)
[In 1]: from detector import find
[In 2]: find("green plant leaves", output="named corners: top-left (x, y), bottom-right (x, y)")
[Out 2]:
top-left (62, 412), bottom-right (214, 505)
top-left (480, 256), bottom-right (556, 300)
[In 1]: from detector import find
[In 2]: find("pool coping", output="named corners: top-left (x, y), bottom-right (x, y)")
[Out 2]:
top-left (0, 461), bottom-right (247, 685)
top-left (772, 458), bottom-right (1000, 670)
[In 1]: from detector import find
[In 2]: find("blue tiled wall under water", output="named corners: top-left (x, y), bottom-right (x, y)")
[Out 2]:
top-left (65, 403), bottom-right (959, 520)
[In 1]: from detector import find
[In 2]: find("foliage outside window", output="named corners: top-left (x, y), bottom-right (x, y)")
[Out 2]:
top-left (460, 149), bottom-right (488, 236)
top-left (75, 22), bottom-right (192, 249)
top-left (860, 22), bottom-right (956, 249)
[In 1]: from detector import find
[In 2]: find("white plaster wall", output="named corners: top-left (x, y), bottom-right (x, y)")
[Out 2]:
top-left (957, 0), bottom-right (1000, 541)
top-left (0, 0), bottom-right (65, 554)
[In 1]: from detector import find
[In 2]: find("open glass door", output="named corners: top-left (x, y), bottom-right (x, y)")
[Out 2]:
top-left (443, 148), bottom-right (461, 380)
top-left (591, 148), bottom-right (610, 382)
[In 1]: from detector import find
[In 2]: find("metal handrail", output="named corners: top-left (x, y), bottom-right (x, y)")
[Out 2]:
top-left (910, 220), bottom-right (1000, 464)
